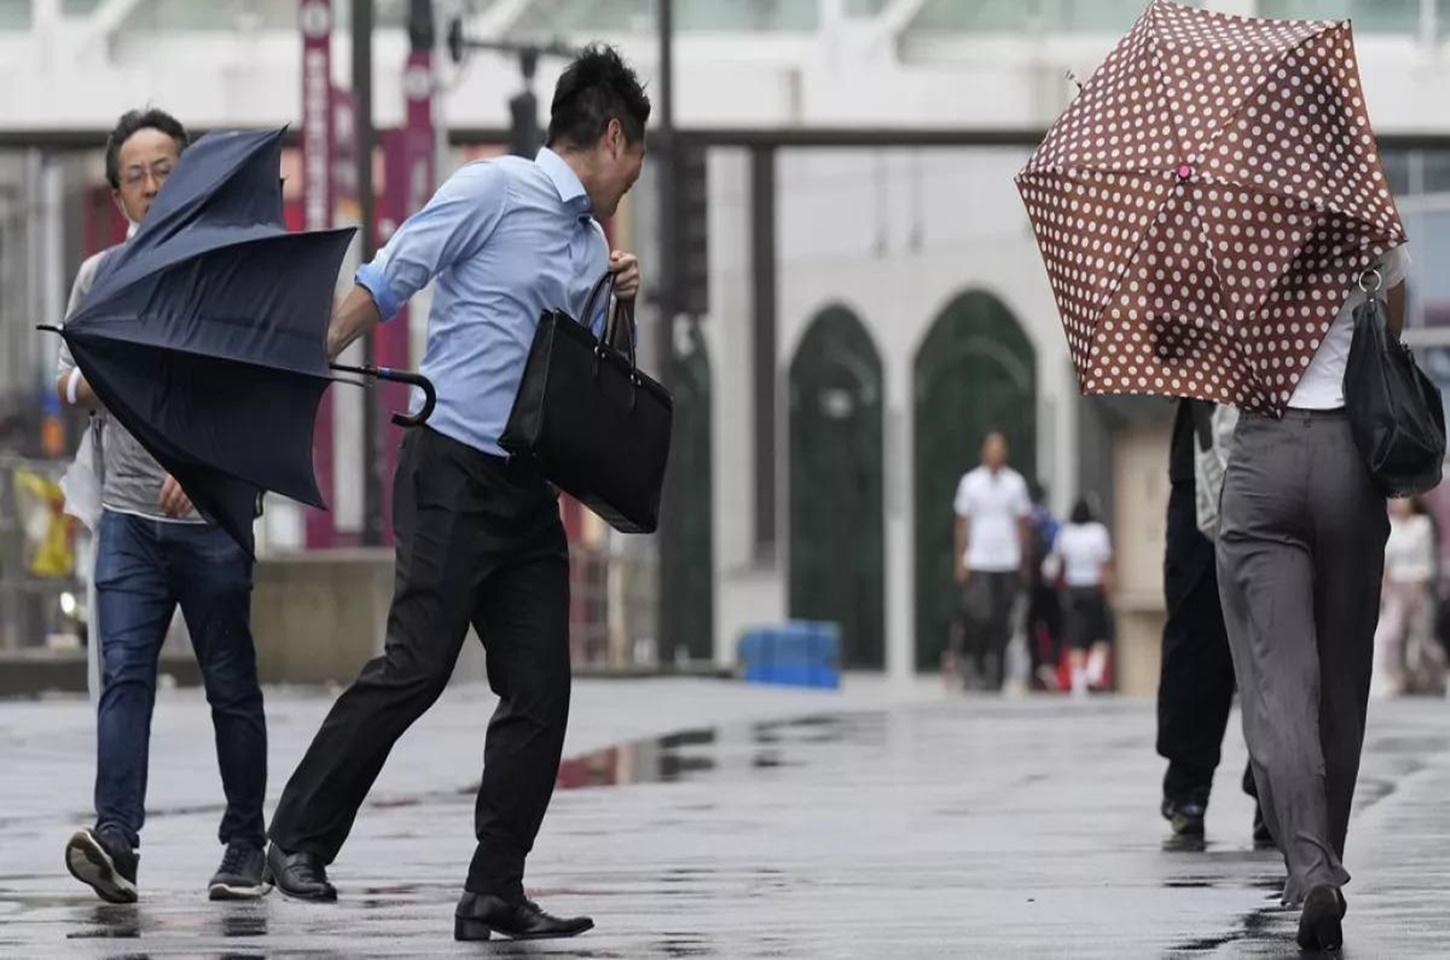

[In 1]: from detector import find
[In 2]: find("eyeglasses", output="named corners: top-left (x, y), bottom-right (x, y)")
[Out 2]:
top-left (120, 162), bottom-right (174, 190)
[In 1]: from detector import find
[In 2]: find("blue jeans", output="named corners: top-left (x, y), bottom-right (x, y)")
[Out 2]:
top-left (93, 510), bottom-right (266, 850)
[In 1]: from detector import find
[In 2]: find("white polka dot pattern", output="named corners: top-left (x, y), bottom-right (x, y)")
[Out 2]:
top-left (1016, 0), bottom-right (1407, 415)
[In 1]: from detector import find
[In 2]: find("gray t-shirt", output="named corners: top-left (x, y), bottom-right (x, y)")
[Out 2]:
top-left (58, 247), bottom-right (203, 523)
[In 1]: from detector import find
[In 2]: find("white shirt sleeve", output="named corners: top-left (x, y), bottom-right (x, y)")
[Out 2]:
top-left (1381, 243), bottom-right (1411, 290)
top-left (953, 475), bottom-right (973, 518)
top-left (1095, 524), bottom-right (1113, 564)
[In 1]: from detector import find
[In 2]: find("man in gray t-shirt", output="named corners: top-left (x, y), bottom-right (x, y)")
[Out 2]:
top-left (57, 108), bottom-right (269, 907)
top-left (57, 247), bottom-right (202, 523)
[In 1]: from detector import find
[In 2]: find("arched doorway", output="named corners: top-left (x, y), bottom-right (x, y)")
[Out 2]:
top-left (913, 291), bottom-right (1036, 670)
top-left (788, 306), bottom-right (885, 669)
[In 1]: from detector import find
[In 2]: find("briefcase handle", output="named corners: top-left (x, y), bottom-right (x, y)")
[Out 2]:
top-left (579, 270), bottom-right (616, 340)
top-left (579, 269), bottom-right (641, 381)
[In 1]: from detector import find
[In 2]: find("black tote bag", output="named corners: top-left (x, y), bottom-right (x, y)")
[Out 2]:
top-left (500, 272), bottom-right (673, 533)
top-left (1343, 281), bottom-right (1446, 498)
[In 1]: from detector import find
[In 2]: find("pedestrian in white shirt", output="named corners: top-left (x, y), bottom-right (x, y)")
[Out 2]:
top-left (952, 432), bottom-right (1031, 691)
top-left (1373, 497), bottom-right (1444, 697)
top-left (1044, 499), bottom-right (1114, 696)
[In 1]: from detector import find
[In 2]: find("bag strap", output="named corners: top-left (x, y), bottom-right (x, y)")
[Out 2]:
top-left (604, 297), bottom-right (638, 373)
top-left (579, 267), bottom-right (640, 376)
top-left (579, 270), bottom-right (615, 336)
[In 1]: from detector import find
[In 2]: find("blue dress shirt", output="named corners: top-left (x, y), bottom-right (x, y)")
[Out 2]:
top-left (355, 147), bottom-right (609, 457)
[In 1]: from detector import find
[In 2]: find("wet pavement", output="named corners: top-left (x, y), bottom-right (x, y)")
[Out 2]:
top-left (2, 679), bottom-right (1449, 958)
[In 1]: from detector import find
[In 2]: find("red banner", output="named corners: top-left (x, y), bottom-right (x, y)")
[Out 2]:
top-left (299, 0), bottom-right (333, 233)
top-left (300, 0), bottom-right (336, 548)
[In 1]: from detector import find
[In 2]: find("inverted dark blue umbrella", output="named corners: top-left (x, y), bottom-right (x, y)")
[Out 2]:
top-left (42, 127), bottom-right (433, 556)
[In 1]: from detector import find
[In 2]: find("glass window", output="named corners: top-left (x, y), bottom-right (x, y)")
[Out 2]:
top-left (62, 0), bottom-right (106, 15)
top-left (1382, 149), bottom-right (1413, 196)
top-left (1423, 151), bottom-right (1450, 193)
top-left (1259, 0), bottom-right (1419, 33)
top-left (1400, 209), bottom-right (1450, 330)
top-left (845, 0), bottom-right (890, 14)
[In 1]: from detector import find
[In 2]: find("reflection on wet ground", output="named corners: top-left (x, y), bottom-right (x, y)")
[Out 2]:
top-left (5, 697), bottom-right (1450, 957)
top-left (555, 715), bottom-right (841, 790)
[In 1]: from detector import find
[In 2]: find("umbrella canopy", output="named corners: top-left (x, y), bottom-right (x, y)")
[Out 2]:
top-left (1016, 0), bottom-right (1406, 415)
top-left (59, 127), bottom-right (355, 555)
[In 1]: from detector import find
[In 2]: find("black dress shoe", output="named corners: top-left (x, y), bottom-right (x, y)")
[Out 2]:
top-left (265, 843), bottom-right (336, 902)
top-left (454, 892), bottom-right (594, 941)
top-left (1161, 797), bottom-right (1206, 837)
top-left (1296, 884), bottom-right (1346, 951)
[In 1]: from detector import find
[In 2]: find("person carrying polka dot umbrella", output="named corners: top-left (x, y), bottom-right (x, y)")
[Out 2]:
top-left (1017, 0), bottom-right (1405, 416)
top-left (1020, 1), bottom-right (1413, 953)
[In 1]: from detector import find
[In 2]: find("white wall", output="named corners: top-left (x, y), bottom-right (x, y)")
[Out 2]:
top-left (2, 9), bottom-right (1446, 136)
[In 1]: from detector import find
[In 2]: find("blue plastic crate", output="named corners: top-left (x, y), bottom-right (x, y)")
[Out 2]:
top-left (737, 621), bottom-right (841, 689)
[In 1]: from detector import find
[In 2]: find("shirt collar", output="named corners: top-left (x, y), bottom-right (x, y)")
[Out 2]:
top-left (535, 147), bottom-right (593, 215)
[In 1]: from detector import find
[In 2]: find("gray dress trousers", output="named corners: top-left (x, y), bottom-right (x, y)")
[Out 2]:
top-left (1216, 409), bottom-right (1388, 906)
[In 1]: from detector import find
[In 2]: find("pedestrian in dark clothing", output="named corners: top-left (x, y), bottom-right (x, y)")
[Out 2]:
top-left (265, 46), bottom-right (650, 943)
top-left (1156, 400), bottom-right (1265, 844)
top-left (1024, 481), bottom-right (1063, 691)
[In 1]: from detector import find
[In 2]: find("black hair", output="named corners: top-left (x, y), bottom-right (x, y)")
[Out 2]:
top-left (105, 108), bottom-right (189, 190)
top-left (547, 44), bottom-right (651, 150)
top-left (1070, 498), bottom-right (1094, 525)
top-left (1028, 479), bottom-right (1046, 504)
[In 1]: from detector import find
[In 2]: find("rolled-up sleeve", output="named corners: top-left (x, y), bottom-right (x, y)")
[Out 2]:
top-left (1381, 242), bottom-right (1411, 290)
top-left (355, 160), bottom-right (510, 321)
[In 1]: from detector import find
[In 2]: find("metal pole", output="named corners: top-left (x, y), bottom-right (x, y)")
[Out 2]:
top-left (654, 0), bottom-right (683, 656)
top-left (750, 146), bottom-right (776, 558)
top-left (656, 0), bottom-right (675, 378)
top-left (353, 0), bottom-right (383, 546)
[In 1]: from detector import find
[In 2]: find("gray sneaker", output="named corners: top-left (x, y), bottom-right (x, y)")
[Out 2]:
top-left (208, 840), bottom-right (271, 900)
top-left (65, 827), bottom-right (139, 904)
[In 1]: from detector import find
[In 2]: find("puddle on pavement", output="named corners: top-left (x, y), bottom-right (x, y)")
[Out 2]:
top-left (554, 713), bottom-right (863, 790)
top-left (64, 904), bottom-right (145, 940)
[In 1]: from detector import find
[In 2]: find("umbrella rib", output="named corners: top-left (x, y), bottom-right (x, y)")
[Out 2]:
top-left (1017, 162), bottom-right (1171, 179)
top-left (1194, 172), bottom-right (1404, 246)
top-left (1188, 21), bottom-right (1340, 170)
top-left (1187, 194), bottom-right (1254, 402)
top-left (66, 326), bottom-right (331, 383)
top-left (129, 130), bottom-right (285, 245)
top-left (76, 226), bottom-right (354, 324)
top-left (1076, 178), bottom-right (1184, 379)
top-left (1145, 2), bottom-right (1192, 171)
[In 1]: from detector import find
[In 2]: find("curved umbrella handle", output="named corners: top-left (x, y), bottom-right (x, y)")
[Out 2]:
top-left (330, 363), bottom-right (437, 428)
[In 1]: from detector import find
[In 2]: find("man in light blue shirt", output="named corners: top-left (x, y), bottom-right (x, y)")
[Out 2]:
top-left (267, 46), bottom-right (648, 942)
top-left (349, 139), bottom-right (625, 457)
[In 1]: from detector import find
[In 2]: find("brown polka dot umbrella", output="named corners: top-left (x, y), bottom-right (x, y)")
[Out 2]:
top-left (1016, 0), bottom-right (1406, 415)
